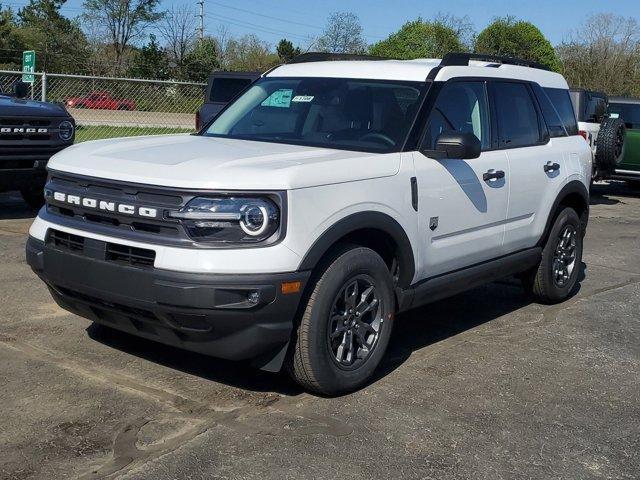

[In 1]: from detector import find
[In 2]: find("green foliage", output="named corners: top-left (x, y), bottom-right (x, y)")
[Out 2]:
top-left (183, 37), bottom-right (220, 82)
top-left (223, 34), bottom-right (278, 72)
top-left (475, 17), bottom-right (562, 71)
top-left (128, 35), bottom-right (169, 79)
top-left (370, 19), bottom-right (467, 59)
top-left (0, 5), bottom-right (26, 68)
top-left (277, 38), bottom-right (300, 62)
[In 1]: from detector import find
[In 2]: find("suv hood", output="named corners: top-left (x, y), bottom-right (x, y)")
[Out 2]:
top-left (0, 95), bottom-right (70, 117)
top-left (48, 134), bottom-right (400, 190)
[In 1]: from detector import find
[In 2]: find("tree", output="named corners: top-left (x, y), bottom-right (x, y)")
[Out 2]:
top-left (182, 37), bottom-right (220, 82)
top-left (557, 14), bottom-right (640, 96)
top-left (16, 0), bottom-right (88, 72)
top-left (158, 5), bottom-right (196, 76)
top-left (223, 34), bottom-right (278, 71)
top-left (370, 18), bottom-right (467, 59)
top-left (128, 34), bottom-right (169, 79)
top-left (474, 17), bottom-right (562, 71)
top-left (316, 11), bottom-right (367, 54)
top-left (277, 38), bottom-right (300, 62)
top-left (0, 5), bottom-right (25, 68)
top-left (82, 0), bottom-right (164, 73)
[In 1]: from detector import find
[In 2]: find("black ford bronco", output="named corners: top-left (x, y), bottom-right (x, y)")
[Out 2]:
top-left (0, 82), bottom-right (75, 207)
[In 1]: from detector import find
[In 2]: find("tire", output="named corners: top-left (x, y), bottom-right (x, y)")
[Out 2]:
top-left (20, 185), bottom-right (45, 209)
top-left (522, 207), bottom-right (583, 304)
top-left (117, 104), bottom-right (131, 111)
top-left (595, 117), bottom-right (626, 172)
top-left (626, 180), bottom-right (640, 190)
top-left (287, 245), bottom-right (395, 395)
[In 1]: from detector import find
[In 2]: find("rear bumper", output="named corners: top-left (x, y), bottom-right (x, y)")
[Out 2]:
top-left (26, 236), bottom-right (310, 371)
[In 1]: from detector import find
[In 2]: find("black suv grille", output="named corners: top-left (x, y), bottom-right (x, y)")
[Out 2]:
top-left (44, 172), bottom-right (192, 246)
top-left (47, 229), bottom-right (156, 268)
top-left (0, 116), bottom-right (72, 163)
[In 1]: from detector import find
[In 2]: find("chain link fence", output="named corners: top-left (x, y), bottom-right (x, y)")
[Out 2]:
top-left (0, 70), bottom-right (206, 142)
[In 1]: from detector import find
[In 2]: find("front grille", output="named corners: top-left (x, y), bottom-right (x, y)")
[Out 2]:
top-left (106, 243), bottom-right (156, 267)
top-left (48, 229), bottom-right (85, 252)
top-left (45, 172), bottom-right (195, 245)
top-left (47, 229), bottom-right (156, 268)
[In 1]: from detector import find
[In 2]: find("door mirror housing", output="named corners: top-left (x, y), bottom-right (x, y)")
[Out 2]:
top-left (423, 132), bottom-right (482, 159)
top-left (13, 81), bottom-right (29, 99)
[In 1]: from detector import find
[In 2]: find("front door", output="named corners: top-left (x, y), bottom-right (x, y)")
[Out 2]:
top-left (412, 80), bottom-right (509, 280)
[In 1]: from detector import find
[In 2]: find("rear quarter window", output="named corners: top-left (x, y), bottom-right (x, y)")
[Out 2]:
top-left (544, 88), bottom-right (579, 136)
top-left (608, 102), bottom-right (640, 130)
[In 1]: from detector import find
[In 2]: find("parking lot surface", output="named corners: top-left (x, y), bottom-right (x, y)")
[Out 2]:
top-left (1, 183), bottom-right (638, 480)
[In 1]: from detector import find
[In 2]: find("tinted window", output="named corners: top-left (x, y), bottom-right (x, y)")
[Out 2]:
top-left (423, 81), bottom-right (490, 150)
top-left (210, 78), bottom-right (254, 103)
top-left (608, 102), bottom-right (640, 130)
top-left (534, 87), bottom-right (566, 138)
top-left (493, 82), bottom-right (541, 148)
top-left (584, 94), bottom-right (607, 123)
top-left (205, 77), bottom-right (426, 153)
top-left (544, 88), bottom-right (579, 136)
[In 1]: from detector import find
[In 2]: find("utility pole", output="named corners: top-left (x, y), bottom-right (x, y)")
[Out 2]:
top-left (197, 0), bottom-right (205, 41)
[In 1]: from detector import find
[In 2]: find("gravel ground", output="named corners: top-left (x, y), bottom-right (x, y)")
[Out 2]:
top-left (0, 182), bottom-right (638, 480)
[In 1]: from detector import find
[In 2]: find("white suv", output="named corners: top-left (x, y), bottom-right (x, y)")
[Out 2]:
top-left (26, 53), bottom-right (592, 395)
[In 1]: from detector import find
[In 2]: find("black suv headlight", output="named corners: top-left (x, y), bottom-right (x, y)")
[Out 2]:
top-left (168, 195), bottom-right (283, 245)
top-left (59, 120), bottom-right (74, 141)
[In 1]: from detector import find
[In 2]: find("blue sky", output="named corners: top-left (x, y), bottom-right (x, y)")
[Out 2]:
top-left (4, 0), bottom-right (640, 46)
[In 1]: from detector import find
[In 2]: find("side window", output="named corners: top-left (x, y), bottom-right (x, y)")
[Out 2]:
top-left (423, 81), bottom-right (490, 150)
top-left (533, 86), bottom-right (566, 138)
top-left (545, 88), bottom-right (579, 136)
top-left (493, 82), bottom-right (542, 148)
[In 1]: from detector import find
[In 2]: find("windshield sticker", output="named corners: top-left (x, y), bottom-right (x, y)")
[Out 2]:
top-left (261, 89), bottom-right (293, 108)
top-left (609, 113), bottom-right (620, 118)
top-left (292, 95), bottom-right (314, 103)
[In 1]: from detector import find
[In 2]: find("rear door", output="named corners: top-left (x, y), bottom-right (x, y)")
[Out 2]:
top-left (490, 81), bottom-right (565, 252)
top-left (412, 80), bottom-right (509, 279)
top-left (609, 101), bottom-right (640, 173)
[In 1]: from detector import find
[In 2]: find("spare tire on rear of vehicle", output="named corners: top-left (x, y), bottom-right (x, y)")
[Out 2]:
top-left (595, 117), bottom-right (626, 172)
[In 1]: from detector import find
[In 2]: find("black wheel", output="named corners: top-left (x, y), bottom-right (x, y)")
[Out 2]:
top-left (20, 185), bottom-right (45, 209)
top-left (626, 180), bottom-right (640, 190)
top-left (523, 208), bottom-right (583, 304)
top-left (287, 245), bottom-right (395, 395)
top-left (595, 117), bottom-right (626, 172)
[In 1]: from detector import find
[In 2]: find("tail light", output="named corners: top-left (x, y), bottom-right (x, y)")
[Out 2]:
top-left (578, 130), bottom-right (588, 141)
top-left (195, 110), bottom-right (201, 131)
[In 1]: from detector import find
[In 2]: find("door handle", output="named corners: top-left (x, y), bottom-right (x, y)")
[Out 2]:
top-left (483, 169), bottom-right (505, 182)
top-left (544, 162), bottom-right (560, 173)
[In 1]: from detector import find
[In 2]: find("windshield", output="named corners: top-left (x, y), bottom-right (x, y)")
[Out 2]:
top-left (203, 77), bottom-right (427, 153)
top-left (609, 102), bottom-right (640, 130)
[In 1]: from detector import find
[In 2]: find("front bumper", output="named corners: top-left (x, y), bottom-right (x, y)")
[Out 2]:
top-left (26, 236), bottom-right (309, 371)
top-left (0, 162), bottom-right (48, 191)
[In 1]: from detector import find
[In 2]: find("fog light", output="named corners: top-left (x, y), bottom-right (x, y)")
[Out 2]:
top-left (247, 291), bottom-right (260, 305)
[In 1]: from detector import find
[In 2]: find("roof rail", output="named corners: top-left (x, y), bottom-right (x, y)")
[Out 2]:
top-left (440, 52), bottom-right (550, 71)
top-left (288, 52), bottom-right (388, 64)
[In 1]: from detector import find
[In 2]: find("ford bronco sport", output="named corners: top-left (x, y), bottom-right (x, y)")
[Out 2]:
top-left (26, 53), bottom-right (591, 395)
top-left (1, 81), bottom-right (75, 207)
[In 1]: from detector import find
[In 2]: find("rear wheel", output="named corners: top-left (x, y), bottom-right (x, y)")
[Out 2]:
top-left (523, 208), bottom-right (583, 304)
top-left (287, 246), bottom-right (394, 395)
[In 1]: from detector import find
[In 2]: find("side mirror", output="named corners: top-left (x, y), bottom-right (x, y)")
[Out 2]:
top-left (13, 81), bottom-right (29, 99)
top-left (426, 132), bottom-right (481, 159)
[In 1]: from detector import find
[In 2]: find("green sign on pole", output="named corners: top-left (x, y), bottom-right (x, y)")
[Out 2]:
top-left (22, 50), bottom-right (36, 83)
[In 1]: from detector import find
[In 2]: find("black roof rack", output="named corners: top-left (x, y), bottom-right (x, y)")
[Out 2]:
top-left (440, 52), bottom-right (550, 71)
top-left (288, 52), bottom-right (388, 64)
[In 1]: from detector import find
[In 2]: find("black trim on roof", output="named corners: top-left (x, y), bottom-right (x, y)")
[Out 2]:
top-left (440, 52), bottom-right (550, 71)
top-left (288, 52), bottom-right (388, 64)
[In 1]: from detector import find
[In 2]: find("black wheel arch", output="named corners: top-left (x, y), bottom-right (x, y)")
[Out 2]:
top-left (298, 211), bottom-right (416, 289)
top-left (538, 180), bottom-right (590, 246)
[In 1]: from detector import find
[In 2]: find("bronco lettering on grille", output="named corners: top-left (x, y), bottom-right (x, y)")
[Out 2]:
top-left (48, 190), bottom-right (158, 218)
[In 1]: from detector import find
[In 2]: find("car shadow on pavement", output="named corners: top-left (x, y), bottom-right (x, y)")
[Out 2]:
top-left (86, 323), bottom-right (305, 396)
top-left (591, 181), bottom-right (640, 204)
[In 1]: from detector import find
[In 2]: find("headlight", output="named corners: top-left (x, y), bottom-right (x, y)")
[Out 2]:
top-left (59, 120), bottom-right (74, 141)
top-left (169, 196), bottom-right (282, 244)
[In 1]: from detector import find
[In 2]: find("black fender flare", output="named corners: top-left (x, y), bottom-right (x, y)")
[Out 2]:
top-left (538, 180), bottom-right (590, 246)
top-left (298, 211), bottom-right (416, 288)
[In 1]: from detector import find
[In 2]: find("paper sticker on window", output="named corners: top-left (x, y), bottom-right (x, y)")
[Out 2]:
top-left (292, 95), bottom-right (314, 103)
top-left (609, 113), bottom-right (620, 118)
top-left (261, 89), bottom-right (293, 108)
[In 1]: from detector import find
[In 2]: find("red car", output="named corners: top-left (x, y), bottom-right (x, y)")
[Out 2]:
top-left (66, 91), bottom-right (136, 111)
